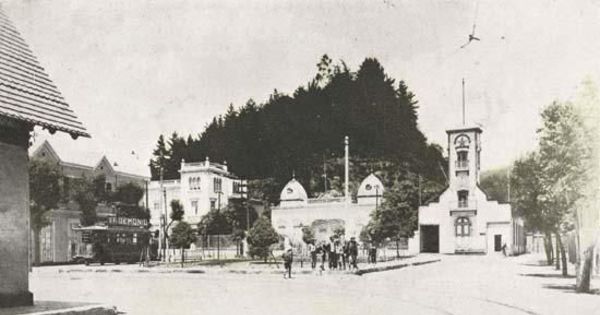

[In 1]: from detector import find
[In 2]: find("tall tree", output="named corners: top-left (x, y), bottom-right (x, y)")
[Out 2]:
top-left (149, 134), bottom-right (170, 180)
top-left (72, 177), bottom-right (98, 226)
top-left (247, 215), bottom-right (279, 262)
top-left (170, 221), bottom-right (196, 268)
top-left (537, 101), bottom-right (590, 276)
top-left (367, 180), bottom-right (419, 258)
top-left (511, 153), bottom-right (554, 264)
top-left (147, 55), bottom-right (446, 205)
top-left (29, 160), bottom-right (62, 264)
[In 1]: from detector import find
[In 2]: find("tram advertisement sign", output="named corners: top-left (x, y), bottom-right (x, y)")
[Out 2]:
top-left (108, 216), bottom-right (148, 227)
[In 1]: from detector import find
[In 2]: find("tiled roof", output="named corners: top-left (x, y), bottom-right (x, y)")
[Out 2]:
top-left (0, 5), bottom-right (89, 138)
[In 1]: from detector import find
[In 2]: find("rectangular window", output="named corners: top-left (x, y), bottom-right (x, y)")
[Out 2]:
top-left (210, 200), bottom-right (216, 210)
top-left (191, 200), bottom-right (198, 215)
top-left (213, 177), bottom-right (222, 193)
top-left (154, 202), bottom-right (160, 211)
top-left (457, 190), bottom-right (468, 208)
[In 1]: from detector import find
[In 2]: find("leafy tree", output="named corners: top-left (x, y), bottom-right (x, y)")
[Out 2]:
top-left (169, 200), bottom-right (184, 224)
top-left (367, 181), bottom-right (419, 258)
top-left (148, 55), bottom-right (446, 205)
top-left (29, 160), bottom-right (62, 264)
top-left (72, 178), bottom-right (98, 226)
top-left (170, 221), bottom-right (196, 267)
top-left (301, 226), bottom-right (316, 245)
top-left (247, 215), bottom-right (279, 262)
top-left (511, 152), bottom-right (555, 264)
top-left (113, 182), bottom-right (144, 205)
top-left (537, 101), bottom-right (590, 276)
top-left (92, 174), bottom-right (110, 203)
top-left (570, 80), bottom-right (600, 292)
top-left (149, 134), bottom-right (170, 180)
top-left (198, 208), bottom-right (231, 260)
top-left (480, 167), bottom-right (510, 204)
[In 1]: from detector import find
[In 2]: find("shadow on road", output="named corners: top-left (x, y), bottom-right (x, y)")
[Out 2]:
top-left (542, 284), bottom-right (600, 295)
top-left (520, 273), bottom-right (575, 279)
top-left (520, 260), bottom-right (550, 267)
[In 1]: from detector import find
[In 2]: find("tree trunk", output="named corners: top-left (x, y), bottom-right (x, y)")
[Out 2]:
top-left (181, 248), bottom-right (184, 268)
top-left (395, 239), bottom-right (400, 258)
top-left (544, 232), bottom-right (553, 265)
top-left (576, 244), bottom-right (595, 293)
top-left (557, 234), bottom-right (568, 276)
top-left (555, 232), bottom-right (560, 270)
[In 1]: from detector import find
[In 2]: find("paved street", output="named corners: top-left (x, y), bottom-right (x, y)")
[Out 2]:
top-left (30, 254), bottom-right (600, 315)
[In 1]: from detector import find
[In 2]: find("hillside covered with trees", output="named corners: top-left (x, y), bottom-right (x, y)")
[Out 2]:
top-left (149, 55), bottom-right (447, 203)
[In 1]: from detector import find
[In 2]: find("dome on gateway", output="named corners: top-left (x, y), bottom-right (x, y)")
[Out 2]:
top-left (357, 173), bottom-right (384, 197)
top-left (280, 178), bottom-right (308, 202)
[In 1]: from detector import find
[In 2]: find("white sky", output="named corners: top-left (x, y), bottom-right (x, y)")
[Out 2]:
top-left (4, 0), bottom-right (600, 177)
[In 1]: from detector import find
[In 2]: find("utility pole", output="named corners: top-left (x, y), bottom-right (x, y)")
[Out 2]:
top-left (159, 166), bottom-right (165, 262)
top-left (163, 187), bottom-right (168, 261)
top-left (418, 174), bottom-right (422, 206)
top-left (462, 78), bottom-right (466, 126)
top-left (344, 136), bottom-right (349, 205)
top-left (323, 154), bottom-right (328, 193)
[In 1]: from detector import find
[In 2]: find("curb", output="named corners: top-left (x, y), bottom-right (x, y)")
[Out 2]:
top-left (1, 304), bottom-right (117, 315)
top-left (58, 259), bottom-right (441, 276)
top-left (353, 259), bottom-right (441, 275)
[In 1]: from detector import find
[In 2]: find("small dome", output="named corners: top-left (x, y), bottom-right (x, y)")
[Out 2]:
top-left (280, 178), bottom-right (308, 202)
top-left (357, 174), bottom-right (384, 197)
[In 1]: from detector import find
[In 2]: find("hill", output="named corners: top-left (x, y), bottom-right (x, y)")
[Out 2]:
top-left (149, 55), bottom-right (447, 204)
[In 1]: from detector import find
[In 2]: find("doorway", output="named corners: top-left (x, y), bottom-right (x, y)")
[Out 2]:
top-left (494, 234), bottom-right (502, 252)
top-left (421, 225), bottom-right (439, 253)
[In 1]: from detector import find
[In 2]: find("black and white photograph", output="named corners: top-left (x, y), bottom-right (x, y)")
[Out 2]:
top-left (0, 0), bottom-right (599, 314)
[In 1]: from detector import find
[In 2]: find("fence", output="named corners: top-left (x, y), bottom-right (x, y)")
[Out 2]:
top-left (165, 234), bottom-right (242, 262)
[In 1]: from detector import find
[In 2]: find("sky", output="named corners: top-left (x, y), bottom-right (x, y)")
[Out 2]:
top-left (3, 0), bottom-right (600, 177)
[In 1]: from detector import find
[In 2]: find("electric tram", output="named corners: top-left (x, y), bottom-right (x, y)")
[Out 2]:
top-left (74, 216), bottom-right (154, 265)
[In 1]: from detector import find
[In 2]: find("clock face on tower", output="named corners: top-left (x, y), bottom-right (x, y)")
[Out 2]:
top-left (455, 134), bottom-right (471, 149)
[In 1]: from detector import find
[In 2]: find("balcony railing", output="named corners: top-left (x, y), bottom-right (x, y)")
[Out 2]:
top-left (455, 160), bottom-right (469, 170)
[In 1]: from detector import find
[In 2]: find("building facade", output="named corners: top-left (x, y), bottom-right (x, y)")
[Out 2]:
top-left (0, 4), bottom-right (89, 306)
top-left (416, 125), bottom-right (526, 255)
top-left (31, 141), bottom-right (148, 263)
top-left (271, 174), bottom-right (420, 254)
top-left (144, 157), bottom-right (244, 234)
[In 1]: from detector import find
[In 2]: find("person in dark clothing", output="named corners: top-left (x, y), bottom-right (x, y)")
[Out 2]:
top-left (326, 239), bottom-right (334, 269)
top-left (369, 243), bottom-right (377, 264)
top-left (309, 242), bottom-right (317, 270)
top-left (341, 241), bottom-right (348, 270)
top-left (348, 237), bottom-right (359, 270)
top-left (283, 249), bottom-right (293, 279)
top-left (320, 242), bottom-right (327, 271)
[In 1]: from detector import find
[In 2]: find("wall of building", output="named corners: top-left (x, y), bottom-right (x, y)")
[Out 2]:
top-left (418, 186), bottom-right (513, 254)
top-left (0, 139), bottom-right (33, 305)
top-left (272, 203), bottom-right (374, 244)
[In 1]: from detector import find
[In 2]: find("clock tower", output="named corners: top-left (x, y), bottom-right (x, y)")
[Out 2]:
top-left (446, 125), bottom-right (482, 209)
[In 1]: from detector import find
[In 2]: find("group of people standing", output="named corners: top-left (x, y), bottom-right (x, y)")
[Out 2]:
top-left (307, 236), bottom-right (359, 272)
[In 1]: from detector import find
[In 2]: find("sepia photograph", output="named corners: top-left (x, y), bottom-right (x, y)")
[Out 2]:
top-left (0, 0), bottom-right (599, 314)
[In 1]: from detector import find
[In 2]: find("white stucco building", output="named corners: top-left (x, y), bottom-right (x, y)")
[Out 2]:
top-left (272, 174), bottom-right (381, 242)
top-left (145, 157), bottom-right (244, 232)
top-left (416, 125), bottom-right (525, 255)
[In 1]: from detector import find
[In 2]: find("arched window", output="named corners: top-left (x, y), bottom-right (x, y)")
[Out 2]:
top-left (455, 217), bottom-right (471, 237)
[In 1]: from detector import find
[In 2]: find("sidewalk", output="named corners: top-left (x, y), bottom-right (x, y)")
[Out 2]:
top-left (0, 302), bottom-right (116, 315)
top-left (48, 255), bottom-right (441, 276)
